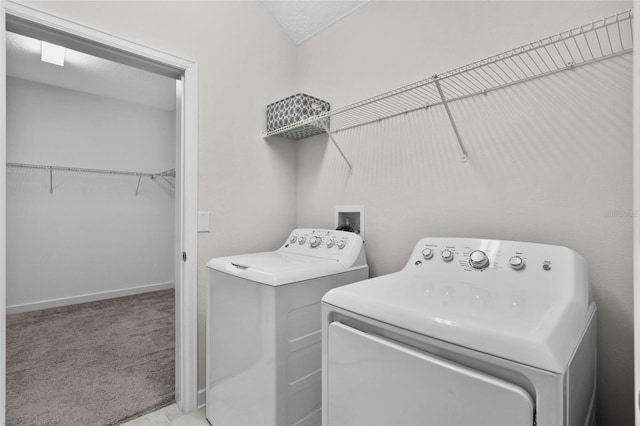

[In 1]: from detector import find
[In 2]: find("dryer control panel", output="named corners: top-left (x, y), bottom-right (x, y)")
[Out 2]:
top-left (411, 238), bottom-right (577, 275)
top-left (405, 237), bottom-right (592, 317)
top-left (323, 237), bottom-right (593, 373)
top-left (280, 228), bottom-right (365, 265)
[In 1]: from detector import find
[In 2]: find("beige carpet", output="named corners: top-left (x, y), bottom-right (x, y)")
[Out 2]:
top-left (7, 289), bottom-right (175, 426)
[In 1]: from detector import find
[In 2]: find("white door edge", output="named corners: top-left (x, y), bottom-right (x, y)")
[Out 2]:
top-left (634, 1), bottom-right (640, 423)
top-left (0, 1), bottom-right (200, 422)
top-left (0, 2), bottom-right (7, 423)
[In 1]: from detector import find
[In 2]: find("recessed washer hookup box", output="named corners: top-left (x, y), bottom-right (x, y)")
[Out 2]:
top-left (266, 93), bottom-right (330, 140)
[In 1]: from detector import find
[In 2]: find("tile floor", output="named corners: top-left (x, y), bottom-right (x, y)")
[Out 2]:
top-left (121, 404), bottom-right (209, 426)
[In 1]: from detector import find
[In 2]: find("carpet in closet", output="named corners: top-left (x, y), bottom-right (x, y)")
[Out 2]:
top-left (6, 289), bottom-right (175, 426)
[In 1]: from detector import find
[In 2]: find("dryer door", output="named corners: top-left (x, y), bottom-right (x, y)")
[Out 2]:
top-left (327, 322), bottom-right (534, 426)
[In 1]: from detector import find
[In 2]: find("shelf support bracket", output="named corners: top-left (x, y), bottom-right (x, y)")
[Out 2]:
top-left (161, 175), bottom-right (176, 189)
top-left (135, 175), bottom-right (142, 196)
top-left (319, 121), bottom-right (353, 171)
top-left (49, 165), bottom-right (53, 194)
top-left (434, 77), bottom-right (468, 162)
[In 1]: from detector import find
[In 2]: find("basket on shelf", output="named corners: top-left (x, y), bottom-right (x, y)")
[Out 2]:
top-left (266, 93), bottom-right (330, 140)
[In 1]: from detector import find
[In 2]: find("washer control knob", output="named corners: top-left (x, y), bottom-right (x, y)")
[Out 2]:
top-left (309, 235), bottom-right (321, 248)
top-left (469, 250), bottom-right (490, 269)
top-left (422, 248), bottom-right (434, 259)
top-left (441, 249), bottom-right (454, 262)
top-left (298, 236), bottom-right (306, 245)
top-left (509, 256), bottom-right (525, 270)
top-left (326, 239), bottom-right (335, 248)
top-left (289, 235), bottom-right (297, 244)
top-left (336, 240), bottom-right (346, 250)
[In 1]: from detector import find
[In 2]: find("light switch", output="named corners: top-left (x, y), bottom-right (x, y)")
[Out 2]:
top-left (197, 211), bottom-right (210, 233)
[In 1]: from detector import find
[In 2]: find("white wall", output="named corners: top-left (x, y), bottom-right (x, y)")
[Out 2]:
top-left (295, 2), bottom-right (633, 425)
top-left (6, 77), bottom-right (175, 311)
top-left (23, 0), bottom-right (300, 392)
top-left (18, 3), bottom-right (634, 423)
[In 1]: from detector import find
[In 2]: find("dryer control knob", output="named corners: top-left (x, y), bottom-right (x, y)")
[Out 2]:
top-left (441, 249), bottom-right (454, 262)
top-left (289, 235), bottom-right (297, 244)
top-left (309, 236), bottom-right (321, 248)
top-left (326, 239), bottom-right (335, 248)
top-left (469, 250), bottom-right (490, 269)
top-left (298, 236), bottom-right (306, 245)
top-left (509, 256), bottom-right (525, 270)
top-left (422, 248), bottom-right (434, 259)
top-left (337, 240), bottom-right (346, 250)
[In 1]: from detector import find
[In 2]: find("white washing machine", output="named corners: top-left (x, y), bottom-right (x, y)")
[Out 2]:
top-left (322, 237), bottom-right (596, 426)
top-left (206, 228), bottom-right (368, 426)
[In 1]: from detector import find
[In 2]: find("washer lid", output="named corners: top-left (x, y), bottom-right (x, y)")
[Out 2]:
top-left (207, 252), bottom-right (352, 286)
top-left (322, 237), bottom-right (594, 373)
top-left (207, 228), bottom-right (367, 286)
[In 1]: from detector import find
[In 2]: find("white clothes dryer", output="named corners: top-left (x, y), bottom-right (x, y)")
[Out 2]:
top-left (322, 237), bottom-right (596, 426)
top-left (207, 229), bottom-right (368, 426)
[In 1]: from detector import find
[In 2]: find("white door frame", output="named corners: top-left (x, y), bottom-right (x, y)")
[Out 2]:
top-left (0, 1), bottom-right (199, 423)
top-left (634, 1), bottom-right (640, 423)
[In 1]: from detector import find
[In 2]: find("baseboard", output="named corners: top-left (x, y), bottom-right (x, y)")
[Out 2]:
top-left (7, 282), bottom-right (175, 314)
top-left (197, 388), bottom-right (206, 409)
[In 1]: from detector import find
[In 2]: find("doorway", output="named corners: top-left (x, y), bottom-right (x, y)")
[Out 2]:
top-left (0, 2), bottom-right (199, 424)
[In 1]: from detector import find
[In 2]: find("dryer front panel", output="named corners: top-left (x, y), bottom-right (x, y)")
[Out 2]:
top-left (326, 322), bottom-right (535, 426)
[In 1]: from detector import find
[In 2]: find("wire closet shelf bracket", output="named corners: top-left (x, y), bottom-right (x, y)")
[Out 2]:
top-left (6, 162), bottom-right (176, 195)
top-left (263, 9), bottom-right (633, 164)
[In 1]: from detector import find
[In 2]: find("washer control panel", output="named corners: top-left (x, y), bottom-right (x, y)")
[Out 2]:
top-left (281, 228), bottom-right (363, 261)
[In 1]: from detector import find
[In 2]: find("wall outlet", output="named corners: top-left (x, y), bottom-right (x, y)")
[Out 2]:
top-left (335, 205), bottom-right (364, 242)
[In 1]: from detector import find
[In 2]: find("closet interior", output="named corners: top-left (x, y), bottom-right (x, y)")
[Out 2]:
top-left (5, 30), bottom-right (179, 425)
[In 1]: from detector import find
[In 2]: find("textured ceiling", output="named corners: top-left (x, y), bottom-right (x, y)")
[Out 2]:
top-left (6, 32), bottom-right (176, 111)
top-left (262, 1), bottom-right (367, 44)
top-left (6, 2), bottom-right (368, 106)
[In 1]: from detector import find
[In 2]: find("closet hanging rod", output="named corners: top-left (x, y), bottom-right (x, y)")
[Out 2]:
top-left (7, 162), bottom-right (174, 178)
top-left (263, 8), bottom-right (633, 139)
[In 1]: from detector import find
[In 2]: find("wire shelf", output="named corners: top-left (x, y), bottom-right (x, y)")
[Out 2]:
top-left (7, 162), bottom-right (175, 178)
top-left (6, 162), bottom-right (176, 194)
top-left (264, 9), bottom-right (633, 139)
